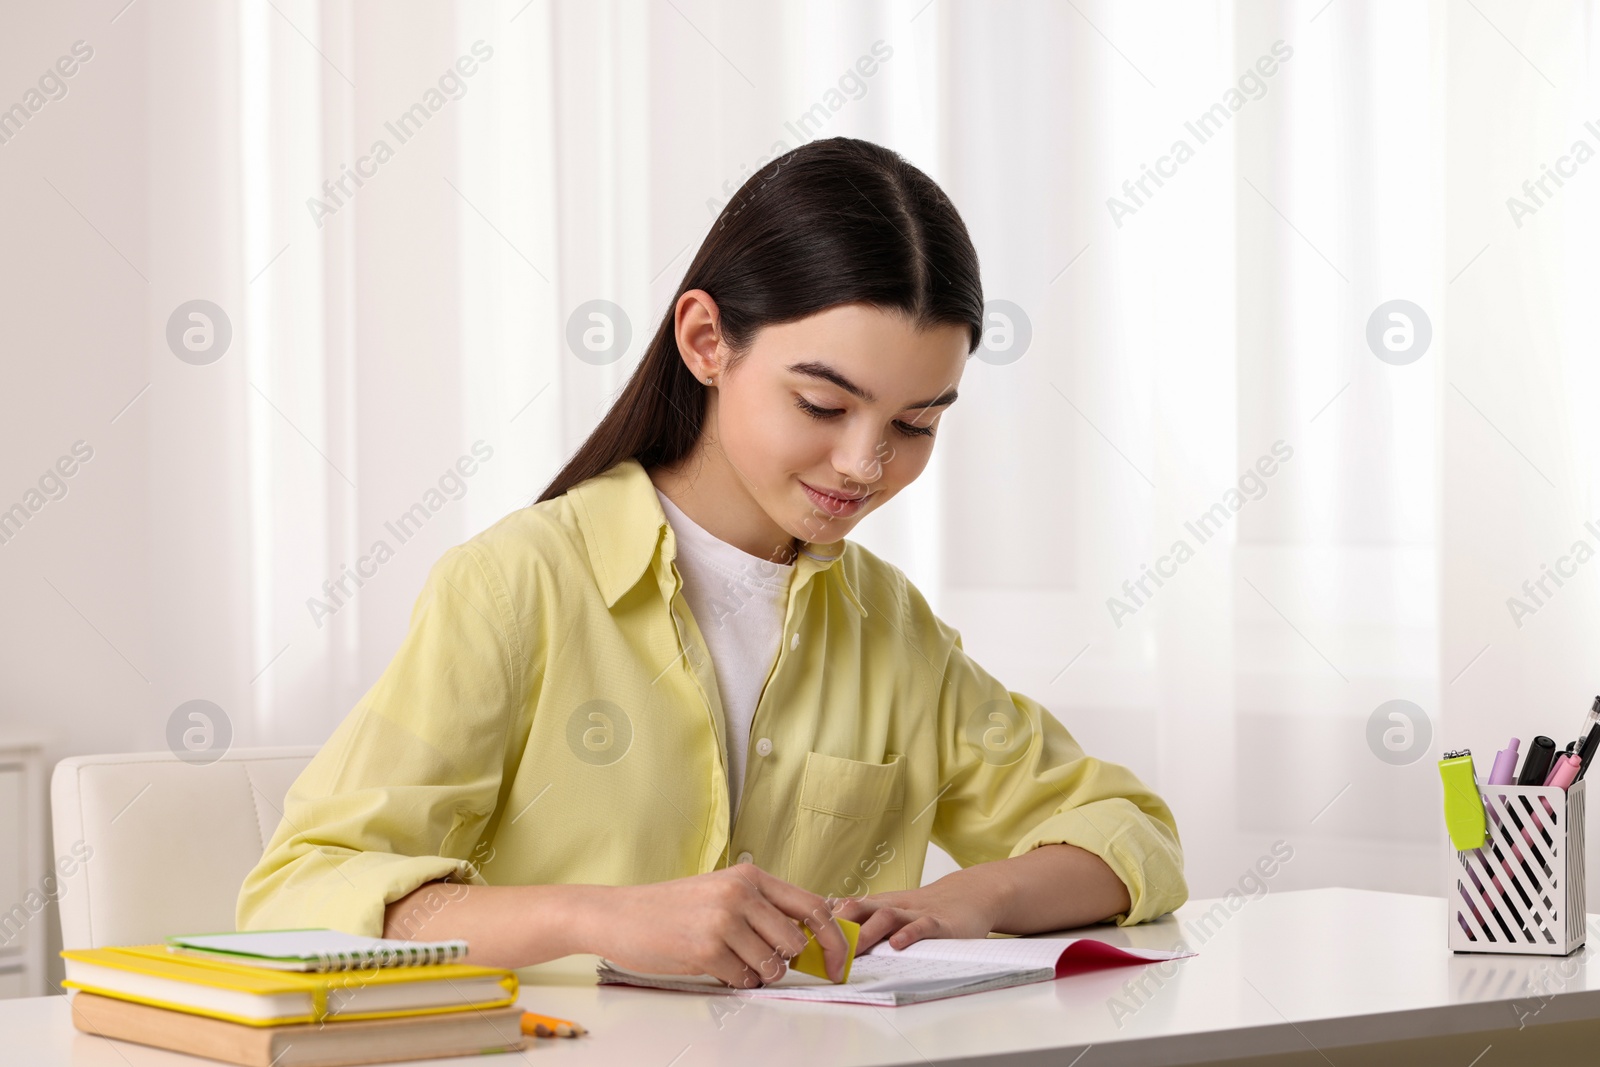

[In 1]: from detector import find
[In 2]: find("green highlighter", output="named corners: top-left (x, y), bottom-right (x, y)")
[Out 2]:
top-left (789, 917), bottom-right (860, 983)
top-left (1439, 748), bottom-right (1487, 850)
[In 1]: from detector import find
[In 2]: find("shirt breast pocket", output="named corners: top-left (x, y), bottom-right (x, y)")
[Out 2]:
top-left (785, 751), bottom-right (906, 899)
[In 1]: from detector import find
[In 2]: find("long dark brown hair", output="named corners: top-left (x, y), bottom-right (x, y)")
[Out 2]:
top-left (536, 136), bottom-right (984, 504)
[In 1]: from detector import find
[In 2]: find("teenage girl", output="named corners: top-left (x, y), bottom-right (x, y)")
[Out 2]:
top-left (239, 137), bottom-right (1186, 989)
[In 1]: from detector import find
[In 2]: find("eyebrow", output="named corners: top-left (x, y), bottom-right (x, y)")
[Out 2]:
top-left (786, 361), bottom-right (959, 410)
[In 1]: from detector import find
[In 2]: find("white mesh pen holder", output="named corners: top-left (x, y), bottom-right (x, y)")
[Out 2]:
top-left (1449, 778), bottom-right (1586, 955)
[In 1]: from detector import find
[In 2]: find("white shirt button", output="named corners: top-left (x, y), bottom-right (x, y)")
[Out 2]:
top-left (755, 737), bottom-right (773, 757)
top-left (736, 851), bottom-right (753, 865)
top-left (790, 632), bottom-right (800, 650)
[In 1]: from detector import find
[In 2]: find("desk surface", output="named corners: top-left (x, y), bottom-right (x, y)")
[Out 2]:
top-left (9, 888), bottom-right (1600, 1067)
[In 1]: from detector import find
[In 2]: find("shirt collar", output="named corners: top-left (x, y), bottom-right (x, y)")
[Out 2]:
top-left (568, 457), bottom-right (867, 617)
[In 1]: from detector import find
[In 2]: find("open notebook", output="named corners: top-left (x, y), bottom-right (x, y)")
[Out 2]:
top-left (597, 935), bottom-right (1194, 1006)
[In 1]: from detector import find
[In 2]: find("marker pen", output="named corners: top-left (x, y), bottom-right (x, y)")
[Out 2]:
top-left (1546, 753), bottom-right (1582, 790)
top-left (1468, 848), bottom-right (1522, 933)
top-left (1533, 753), bottom-right (1581, 839)
top-left (1489, 738), bottom-right (1521, 785)
top-left (1517, 736), bottom-right (1557, 786)
top-left (1575, 694), bottom-right (1600, 747)
top-left (1577, 724), bottom-right (1600, 781)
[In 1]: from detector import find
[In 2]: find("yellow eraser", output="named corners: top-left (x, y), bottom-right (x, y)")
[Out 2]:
top-left (789, 917), bottom-right (859, 983)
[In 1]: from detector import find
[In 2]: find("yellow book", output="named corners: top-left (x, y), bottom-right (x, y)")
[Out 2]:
top-left (61, 944), bottom-right (517, 1027)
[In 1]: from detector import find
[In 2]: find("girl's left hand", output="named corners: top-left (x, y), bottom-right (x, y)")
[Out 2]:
top-left (831, 871), bottom-right (1004, 952)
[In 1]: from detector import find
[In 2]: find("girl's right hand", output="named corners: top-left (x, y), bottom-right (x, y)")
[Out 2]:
top-left (586, 863), bottom-right (851, 988)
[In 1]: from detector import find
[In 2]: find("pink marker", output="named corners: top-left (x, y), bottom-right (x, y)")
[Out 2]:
top-left (1546, 753), bottom-right (1582, 790)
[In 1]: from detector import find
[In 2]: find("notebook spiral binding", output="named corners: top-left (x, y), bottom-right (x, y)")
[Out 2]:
top-left (307, 941), bottom-right (469, 972)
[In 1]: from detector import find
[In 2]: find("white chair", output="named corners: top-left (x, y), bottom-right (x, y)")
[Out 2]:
top-left (50, 747), bottom-right (317, 949)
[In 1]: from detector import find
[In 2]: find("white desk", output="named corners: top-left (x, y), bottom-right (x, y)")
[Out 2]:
top-left (8, 888), bottom-right (1600, 1067)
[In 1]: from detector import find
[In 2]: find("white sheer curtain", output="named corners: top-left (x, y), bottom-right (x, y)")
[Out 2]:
top-left (227, 0), bottom-right (1446, 896)
top-left (1443, 0), bottom-right (1600, 894)
top-left (12, 0), bottom-right (1600, 920)
top-left (177, 0), bottom-right (1600, 896)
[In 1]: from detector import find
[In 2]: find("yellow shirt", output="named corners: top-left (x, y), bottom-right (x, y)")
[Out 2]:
top-left (238, 457), bottom-right (1187, 937)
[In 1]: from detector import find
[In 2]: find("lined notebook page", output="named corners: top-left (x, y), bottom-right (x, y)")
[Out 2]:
top-left (603, 955), bottom-right (1023, 991)
top-left (809, 953), bottom-right (1038, 988)
top-left (594, 957), bottom-right (1043, 1005)
top-left (595, 937), bottom-right (1192, 1004)
top-left (864, 937), bottom-right (1077, 970)
top-left (865, 936), bottom-right (1185, 972)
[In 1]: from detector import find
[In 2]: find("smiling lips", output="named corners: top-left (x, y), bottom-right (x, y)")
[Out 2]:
top-left (801, 480), bottom-right (871, 517)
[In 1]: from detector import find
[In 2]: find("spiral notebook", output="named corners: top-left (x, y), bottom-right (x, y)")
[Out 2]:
top-left (165, 929), bottom-right (470, 972)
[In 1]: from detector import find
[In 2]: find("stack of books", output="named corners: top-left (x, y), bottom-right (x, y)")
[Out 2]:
top-left (61, 929), bottom-right (526, 1067)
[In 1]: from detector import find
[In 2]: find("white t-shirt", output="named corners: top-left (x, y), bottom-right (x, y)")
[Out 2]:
top-left (655, 489), bottom-right (793, 825)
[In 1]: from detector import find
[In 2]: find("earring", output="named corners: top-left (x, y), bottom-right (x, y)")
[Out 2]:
top-left (704, 376), bottom-right (713, 385)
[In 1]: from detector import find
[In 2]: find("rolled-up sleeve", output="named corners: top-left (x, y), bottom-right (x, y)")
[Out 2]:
top-left (237, 542), bottom-right (530, 937)
top-left (929, 623), bottom-right (1187, 926)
